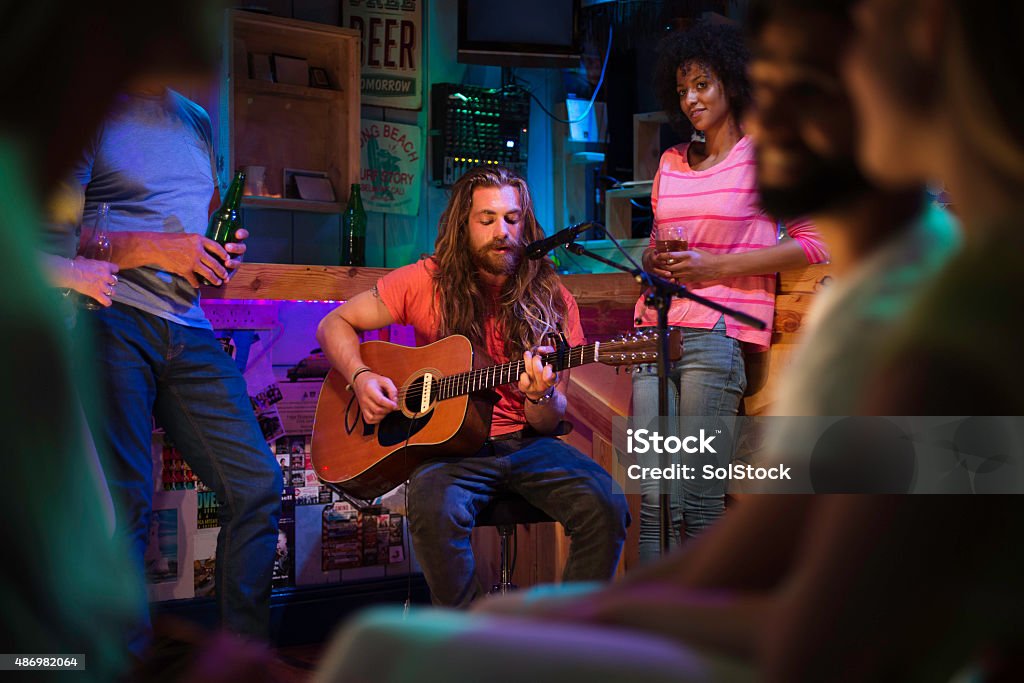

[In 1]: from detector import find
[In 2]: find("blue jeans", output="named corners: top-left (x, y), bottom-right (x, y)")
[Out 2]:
top-left (632, 317), bottom-right (746, 561)
top-left (407, 435), bottom-right (629, 607)
top-left (89, 303), bottom-right (282, 642)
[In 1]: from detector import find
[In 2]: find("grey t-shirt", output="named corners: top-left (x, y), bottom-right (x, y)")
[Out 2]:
top-left (74, 89), bottom-right (217, 329)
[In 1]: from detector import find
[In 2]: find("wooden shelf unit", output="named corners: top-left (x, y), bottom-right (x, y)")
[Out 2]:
top-left (220, 10), bottom-right (360, 210)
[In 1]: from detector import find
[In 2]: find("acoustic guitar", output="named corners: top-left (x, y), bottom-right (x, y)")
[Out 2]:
top-left (311, 330), bottom-right (681, 499)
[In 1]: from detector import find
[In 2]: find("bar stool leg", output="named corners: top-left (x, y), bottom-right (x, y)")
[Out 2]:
top-left (491, 523), bottom-right (517, 594)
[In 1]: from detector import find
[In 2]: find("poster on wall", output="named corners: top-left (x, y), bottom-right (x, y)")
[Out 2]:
top-left (344, 0), bottom-right (423, 109)
top-left (359, 119), bottom-right (422, 216)
top-left (145, 489), bottom-right (197, 601)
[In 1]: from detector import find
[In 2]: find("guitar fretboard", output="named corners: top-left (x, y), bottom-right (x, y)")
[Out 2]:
top-left (434, 343), bottom-right (601, 401)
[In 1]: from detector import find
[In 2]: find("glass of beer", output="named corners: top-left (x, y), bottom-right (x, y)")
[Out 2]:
top-left (655, 224), bottom-right (688, 254)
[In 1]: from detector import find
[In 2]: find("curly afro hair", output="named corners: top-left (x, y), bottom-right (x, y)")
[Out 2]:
top-left (654, 21), bottom-right (751, 137)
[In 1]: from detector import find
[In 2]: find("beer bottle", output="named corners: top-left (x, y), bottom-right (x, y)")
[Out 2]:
top-left (80, 202), bottom-right (112, 311)
top-left (341, 184), bottom-right (366, 266)
top-left (201, 169), bottom-right (246, 286)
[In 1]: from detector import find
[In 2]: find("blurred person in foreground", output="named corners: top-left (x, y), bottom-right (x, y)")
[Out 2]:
top-left (0, 1), bottom-right (279, 681)
top-left (844, 0), bottom-right (1024, 415)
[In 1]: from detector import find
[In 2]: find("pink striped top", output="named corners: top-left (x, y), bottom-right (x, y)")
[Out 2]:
top-left (634, 136), bottom-right (829, 351)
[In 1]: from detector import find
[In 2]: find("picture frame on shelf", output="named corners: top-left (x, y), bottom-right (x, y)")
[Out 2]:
top-left (283, 169), bottom-right (336, 202)
top-left (271, 53), bottom-right (309, 86)
top-left (309, 67), bottom-right (331, 89)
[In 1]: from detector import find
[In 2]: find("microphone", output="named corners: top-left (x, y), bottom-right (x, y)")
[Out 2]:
top-left (525, 222), bottom-right (591, 260)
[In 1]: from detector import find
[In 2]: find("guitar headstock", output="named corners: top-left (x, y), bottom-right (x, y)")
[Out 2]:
top-left (598, 329), bottom-right (683, 370)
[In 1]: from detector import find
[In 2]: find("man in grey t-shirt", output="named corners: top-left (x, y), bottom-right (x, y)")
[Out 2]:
top-left (73, 84), bottom-right (282, 645)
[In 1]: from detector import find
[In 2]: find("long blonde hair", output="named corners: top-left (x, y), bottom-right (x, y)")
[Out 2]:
top-left (431, 166), bottom-right (568, 359)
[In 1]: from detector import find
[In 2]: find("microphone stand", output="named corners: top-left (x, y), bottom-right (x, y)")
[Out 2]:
top-left (562, 223), bottom-right (766, 556)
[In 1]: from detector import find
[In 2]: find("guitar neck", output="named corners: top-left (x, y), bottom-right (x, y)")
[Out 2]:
top-left (435, 343), bottom-right (600, 401)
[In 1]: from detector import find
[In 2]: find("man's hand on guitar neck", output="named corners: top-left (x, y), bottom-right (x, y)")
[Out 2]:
top-left (519, 345), bottom-right (559, 402)
top-left (352, 371), bottom-right (399, 424)
top-left (519, 345), bottom-right (568, 435)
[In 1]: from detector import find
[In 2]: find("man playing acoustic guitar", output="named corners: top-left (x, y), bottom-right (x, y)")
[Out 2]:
top-left (316, 166), bottom-right (629, 606)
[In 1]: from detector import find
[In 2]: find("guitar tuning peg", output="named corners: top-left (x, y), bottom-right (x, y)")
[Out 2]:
top-left (615, 366), bottom-right (620, 375)
top-left (634, 365), bottom-right (642, 374)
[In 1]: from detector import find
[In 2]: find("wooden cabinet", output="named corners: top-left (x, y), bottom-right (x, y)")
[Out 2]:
top-left (219, 10), bottom-right (361, 213)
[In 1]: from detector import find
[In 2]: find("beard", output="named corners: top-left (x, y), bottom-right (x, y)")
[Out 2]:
top-left (757, 152), bottom-right (876, 221)
top-left (472, 239), bottom-right (521, 277)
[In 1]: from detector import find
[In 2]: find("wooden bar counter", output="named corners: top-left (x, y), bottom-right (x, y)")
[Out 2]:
top-left (204, 263), bottom-right (831, 584)
top-left (203, 262), bottom-right (831, 413)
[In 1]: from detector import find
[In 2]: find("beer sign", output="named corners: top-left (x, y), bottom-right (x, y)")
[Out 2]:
top-left (344, 0), bottom-right (423, 110)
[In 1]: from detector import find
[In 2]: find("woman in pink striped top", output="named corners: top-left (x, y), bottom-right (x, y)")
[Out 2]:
top-left (633, 22), bottom-right (829, 559)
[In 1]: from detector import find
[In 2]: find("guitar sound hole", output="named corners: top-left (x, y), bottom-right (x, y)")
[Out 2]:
top-left (403, 377), bottom-right (439, 413)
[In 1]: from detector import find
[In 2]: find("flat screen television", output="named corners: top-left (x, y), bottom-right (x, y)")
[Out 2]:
top-left (458, 0), bottom-right (581, 68)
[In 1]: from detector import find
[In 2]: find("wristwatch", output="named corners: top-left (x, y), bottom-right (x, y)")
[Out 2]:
top-left (526, 385), bottom-right (556, 406)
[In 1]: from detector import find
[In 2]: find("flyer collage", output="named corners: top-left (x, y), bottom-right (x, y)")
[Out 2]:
top-left (143, 301), bottom-right (417, 601)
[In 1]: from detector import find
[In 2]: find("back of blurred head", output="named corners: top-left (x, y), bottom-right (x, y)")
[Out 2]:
top-left (843, 0), bottom-right (1024, 190)
top-left (745, 0), bottom-right (886, 220)
top-left (0, 0), bottom-right (223, 191)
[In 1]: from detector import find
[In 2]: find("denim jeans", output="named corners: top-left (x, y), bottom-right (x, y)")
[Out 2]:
top-left (407, 435), bottom-right (629, 607)
top-left (89, 303), bottom-right (282, 642)
top-left (632, 317), bottom-right (746, 561)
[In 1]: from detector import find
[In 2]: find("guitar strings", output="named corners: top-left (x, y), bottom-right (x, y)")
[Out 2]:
top-left (432, 333), bottom-right (659, 398)
top-left (393, 344), bottom-right (591, 403)
top-left (391, 343), bottom-right (606, 404)
top-left (389, 333), bottom-right (662, 405)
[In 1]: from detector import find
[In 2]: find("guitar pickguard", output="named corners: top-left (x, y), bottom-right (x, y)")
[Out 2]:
top-left (377, 410), bottom-right (433, 447)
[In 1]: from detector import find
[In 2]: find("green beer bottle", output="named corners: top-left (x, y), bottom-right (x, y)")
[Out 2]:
top-left (341, 183), bottom-right (366, 266)
top-left (201, 169), bottom-right (246, 286)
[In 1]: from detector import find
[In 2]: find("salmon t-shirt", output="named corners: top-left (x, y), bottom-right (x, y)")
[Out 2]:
top-left (375, 258), bottom-right (585, 436)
